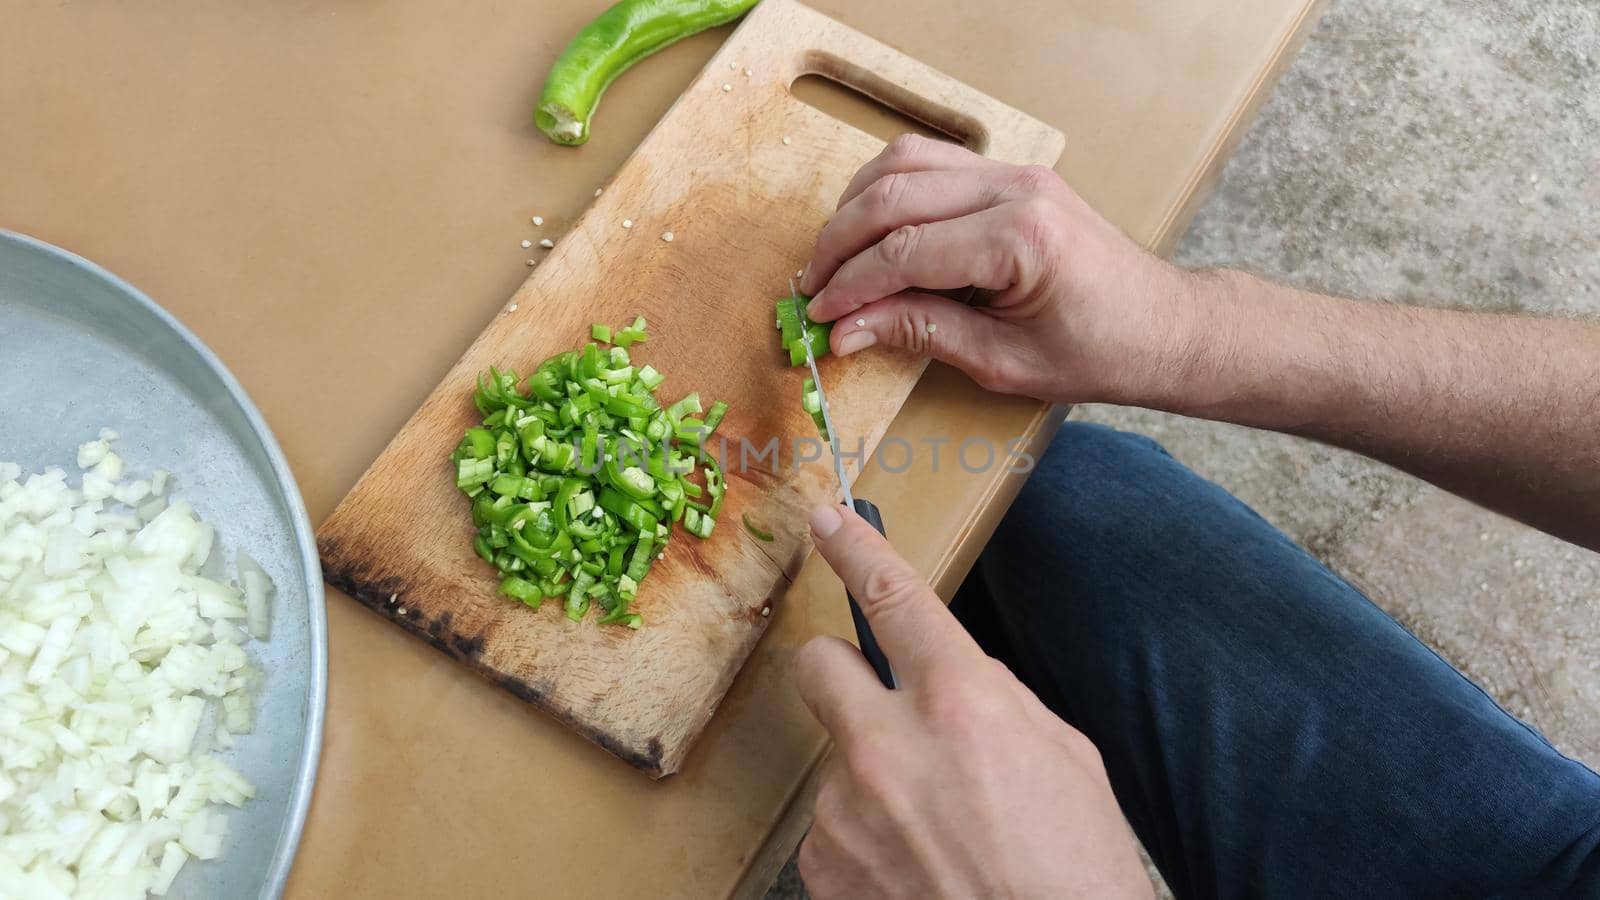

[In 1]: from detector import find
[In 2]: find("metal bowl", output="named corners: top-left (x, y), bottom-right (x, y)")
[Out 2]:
top-left (0, 230), bottom-right (326, 898)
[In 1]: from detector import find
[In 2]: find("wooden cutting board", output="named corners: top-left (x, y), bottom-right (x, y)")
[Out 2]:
top-left (316, 0), bottom-right (1063, 777)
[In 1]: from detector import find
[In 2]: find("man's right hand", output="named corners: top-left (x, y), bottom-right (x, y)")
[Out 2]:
top-left (799, 134), bottom-right (1200, 408)
top-left (794, 504), bottom-right (1153, 899)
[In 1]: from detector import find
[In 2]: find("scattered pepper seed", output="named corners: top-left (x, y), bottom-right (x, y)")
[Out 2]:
top-left (927, 322), bottom-right (938, 334)
top-left (782, 136), bottom-right (791, 145)
top-left (855, 318), bottom-right (866, 326)
top-left (509, 303), bottom-right (519, 311)
top-left (661, 231), bottom-right (674, 242)
top-left (761, 606), bottom-right (771, 617)
top-left (397, 607), bottom-right (407, 616)
top-left (526, 259), bottom-right (536, 267)
top-left (521, 239), bottom-right (532, 248)
top-left (539, 238), bottom-right (555, 249)
top-left (532, 215), bottom-right (544, 226)
top-left (728, 61), bottom-right (737, 70)
top-left (721, 83), bottom-right (733, 92)
top-left (389, 593), bottom-right (398, 604)
top-left (743, 67), bottom-right (752, 77)
top-left (622, 219), bottom-right (634, 229)
top-left (594, 187), bottom-right (604, 197)
top-left (795, 268), bottom-right (803, 278)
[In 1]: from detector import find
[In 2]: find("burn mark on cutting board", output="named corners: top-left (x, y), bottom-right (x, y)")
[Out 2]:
top-left (588, 729), bottom-right (662, 775)
top-left (319, 538), bottom-right (413, 617)
top-left (427, 610), bottom-right (454, 640)
top-left (486, 672), bottom-right (664, 774)
top-left (497, 674), bottom-right (546, 705)
top-left (489, 666), bottom-right (665, 774)
top-left (445, 629), bottom-right (486, 660)
top-left (320, 539), bottom-right (673, 777)
top-left (320, 543), bottom-right (492, 663)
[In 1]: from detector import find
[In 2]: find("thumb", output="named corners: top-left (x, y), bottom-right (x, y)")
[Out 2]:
top-left (828, 291), bottom-right (1019, 391)
top-left (807, 504), bottom-right (981, 679)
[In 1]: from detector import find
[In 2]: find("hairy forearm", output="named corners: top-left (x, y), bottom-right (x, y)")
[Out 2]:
top-left (1145, 269), bottom-right (1600, 550)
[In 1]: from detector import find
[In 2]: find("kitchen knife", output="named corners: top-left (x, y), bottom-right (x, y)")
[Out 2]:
top-left (794, 281), bottom-right (897, 689)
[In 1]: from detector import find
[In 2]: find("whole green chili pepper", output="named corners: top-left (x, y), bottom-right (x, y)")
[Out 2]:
top-left (536, 0), bottom-right (761, 146)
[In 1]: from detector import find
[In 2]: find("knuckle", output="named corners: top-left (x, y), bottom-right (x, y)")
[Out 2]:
top-left (982, 656), bottom-right (1013, 682)
top-left (793, 637), bottom-right (843, 706)
top-left (1060, 726), bottom-right (1105, 768)
top-left (794, 634), bottom-right (831, 669)
top-left (923, 663), bottom-right (1022, 731)
top-left (857, 562), bottom-right (926, 616)
top-left (973, 362), bottom-right (1011, 394)
top-left (1011, 164), bottom-right (1060, 196)
top-left (999, 198), bottom-right (1065, 295)
top-left (922, 676), bottom-right (994, 731)
top-left (974, 353), bottom-right (1026, 395)
top-left (845, 745), bottom-right (898, 803)
top-left (867, 172), bottom-right (911, 215)
top-left (932, 703), bottom-right (992, 751)
top-left (877, 224), bottom-right (923, 271)
top-left (884, 133), bottom-right (929, 164)
top-left (1014, 196), bottom-right (1065, 249)
top-left (793, 637), bottom-right (827, 686)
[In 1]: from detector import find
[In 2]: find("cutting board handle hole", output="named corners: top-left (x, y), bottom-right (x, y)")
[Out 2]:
top-left (790, 54), bottom-right (985, 152)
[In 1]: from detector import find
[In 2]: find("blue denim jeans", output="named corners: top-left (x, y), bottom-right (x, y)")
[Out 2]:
top-left (951, 422), bottom-right (1600, 898)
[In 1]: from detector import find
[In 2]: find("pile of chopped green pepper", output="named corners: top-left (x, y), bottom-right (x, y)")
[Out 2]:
top-left (450, 316), bottom-right (729, 628)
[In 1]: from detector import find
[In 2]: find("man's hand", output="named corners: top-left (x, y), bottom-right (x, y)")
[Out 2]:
top-left (799, 134), bottom-right (1196, 407)
top-left (794, 504), bottom-right (1152, 900)
top-left (803, 133), bottom-right (1600, 549)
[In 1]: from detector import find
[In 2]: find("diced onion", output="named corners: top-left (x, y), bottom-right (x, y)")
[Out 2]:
top-left (236, 553), bottom-right (273, 642)
top-left (0, 435), bottom-right (274, 898)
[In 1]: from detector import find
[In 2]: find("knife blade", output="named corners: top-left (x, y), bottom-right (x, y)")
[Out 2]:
top-left (794, 280), bottom-right (853, 505)
top-left (793, 280), bottom-right (897, 689)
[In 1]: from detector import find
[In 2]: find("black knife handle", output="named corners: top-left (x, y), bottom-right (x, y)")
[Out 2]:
top-left (847, 498), bottom-right (897, 689)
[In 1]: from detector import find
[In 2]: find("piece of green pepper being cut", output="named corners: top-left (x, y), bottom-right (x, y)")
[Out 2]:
top-left (536, 0), bottom-right (761, 146)
top-left (801, 377), bottom-right (829, 442)
top-left (775, 293), bottom-right (831, 367)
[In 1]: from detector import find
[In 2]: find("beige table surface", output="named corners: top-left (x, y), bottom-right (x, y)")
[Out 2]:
top-left (0, 1), bottom-right (1321, 896)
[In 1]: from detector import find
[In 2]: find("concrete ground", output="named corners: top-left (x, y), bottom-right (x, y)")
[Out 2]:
top-left (769, 0), bottom-right (1599, 895)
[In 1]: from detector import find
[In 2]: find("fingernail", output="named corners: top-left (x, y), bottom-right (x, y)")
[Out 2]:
top-left (835, 330), bottom-right (877, 356)
top-left (809, 504), bottom-right (843, 539)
